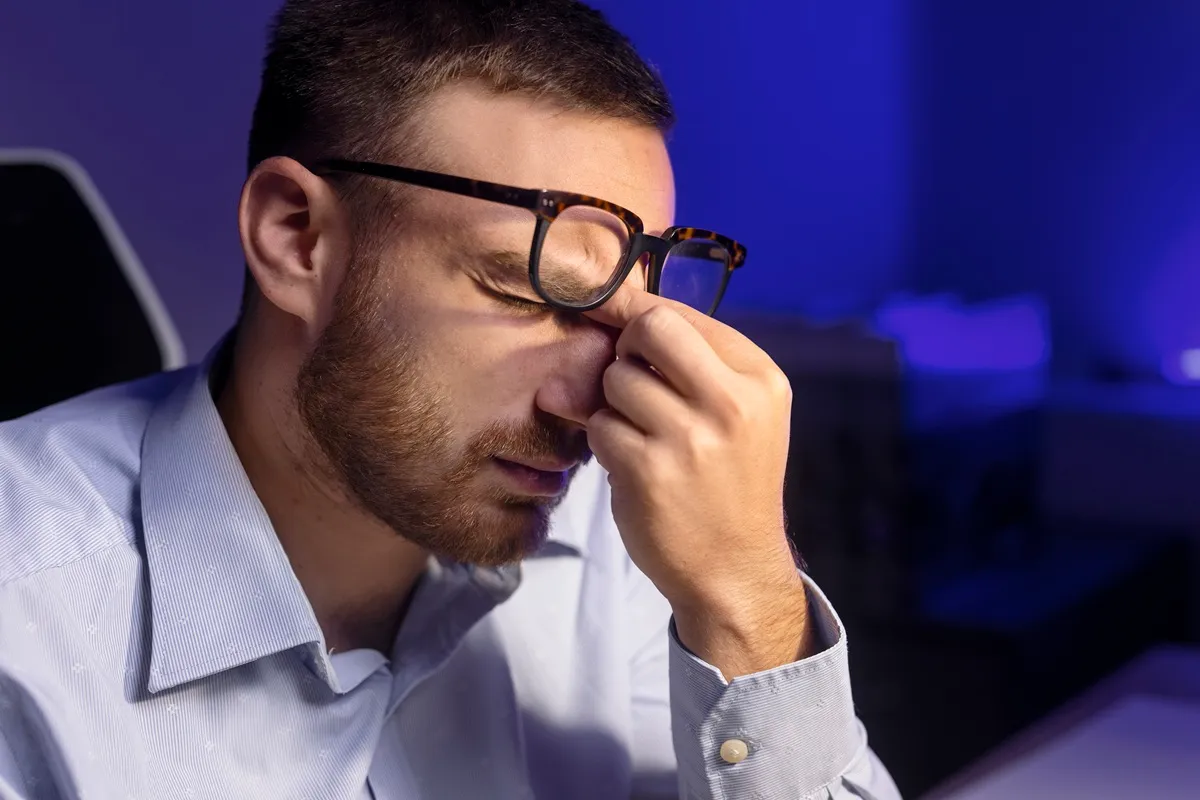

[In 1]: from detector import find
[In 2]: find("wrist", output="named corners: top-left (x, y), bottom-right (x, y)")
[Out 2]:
top-left (671, 570), bottom-right (813, 679)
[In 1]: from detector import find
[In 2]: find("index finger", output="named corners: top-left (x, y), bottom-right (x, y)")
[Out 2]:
top-left (582, 284), bottom-right (763, 366)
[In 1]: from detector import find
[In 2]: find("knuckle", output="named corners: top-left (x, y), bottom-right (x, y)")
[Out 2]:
top-left (640, 452), bottom-right (675, 486)
top-left (601, 361), bottom-right (626, 398)
top-left (635, 304), bottom-right (678, 338)
top-left (682, 423), bottom-right (725, 467)
top-left (702, 388), bottom-right (743, 433)
top-left (586, 411), bottom-right (623, 460)
top-left (725, 395), bottom-right (756, 428)
top-left (711, 371), bottom-right (789, 432)
top-left (587, 408), bottom-right (615, 439)
top-left (761, 366), bottom-right (793, 404)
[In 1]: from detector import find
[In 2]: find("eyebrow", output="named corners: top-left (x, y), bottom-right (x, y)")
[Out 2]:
top-left (485, 249), bottom-right (602, 306)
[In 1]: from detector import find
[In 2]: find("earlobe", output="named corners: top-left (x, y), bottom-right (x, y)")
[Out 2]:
top-left (239, 156), bottom-right (347, 329)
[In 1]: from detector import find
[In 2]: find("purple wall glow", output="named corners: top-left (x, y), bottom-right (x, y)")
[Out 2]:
top-left (0, 0), bottom-right (308, 359)
top-left (909, 0), bottom-right (1200, 380)
top-left (0, 0), bottom-right (913, 360)
top-left (4, 0), bottom-right (1198, 385)
top-left (602, 0), bottom-right (914, 323)
top-left (874, 294), bottom-right (1049, 373)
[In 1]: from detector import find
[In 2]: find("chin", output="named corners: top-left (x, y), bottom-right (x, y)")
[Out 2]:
top-left (423, 498), bottom-right (553, 568)
top-left (480, 503), bottom-right (553, 564)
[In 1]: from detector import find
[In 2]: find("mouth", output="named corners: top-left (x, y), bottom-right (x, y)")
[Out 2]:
top-left (491, 456), bottom-right (578, 498)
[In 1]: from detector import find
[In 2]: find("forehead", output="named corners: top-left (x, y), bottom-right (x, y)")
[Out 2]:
top-left (407, 81), bottom-right (676, 231)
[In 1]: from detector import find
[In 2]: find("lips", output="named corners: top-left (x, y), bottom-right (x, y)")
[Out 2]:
top-left (491, 457), bottom-right (578, 498)
top-left (497, 456), bottom-right (579, 473)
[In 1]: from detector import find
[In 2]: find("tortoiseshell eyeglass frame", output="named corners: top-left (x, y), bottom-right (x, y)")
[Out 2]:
top-left (312, 159), bottom-right (747, 316)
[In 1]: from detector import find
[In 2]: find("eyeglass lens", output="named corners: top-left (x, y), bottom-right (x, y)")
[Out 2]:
top-left (537, 208), bottom-right (731, 314)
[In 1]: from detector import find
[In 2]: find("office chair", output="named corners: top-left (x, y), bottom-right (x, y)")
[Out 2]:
top-left (0, 149), bottom-right (185, 422)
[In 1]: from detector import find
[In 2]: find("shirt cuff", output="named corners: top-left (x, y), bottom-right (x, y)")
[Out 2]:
top-left (668, 574), bottom-right (859, 800)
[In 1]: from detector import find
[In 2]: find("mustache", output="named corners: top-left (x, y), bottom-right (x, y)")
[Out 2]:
top-left (469, 416), bottom-right (592, 467)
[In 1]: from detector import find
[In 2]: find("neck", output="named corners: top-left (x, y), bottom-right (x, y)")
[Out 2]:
top-left (216, 328), bottom-right (428, 654)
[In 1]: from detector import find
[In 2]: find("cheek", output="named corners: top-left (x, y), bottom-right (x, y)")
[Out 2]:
top-left (372, 239), bottom-right (556, 430)
top-left (433, 323), bottom-right (554, 427)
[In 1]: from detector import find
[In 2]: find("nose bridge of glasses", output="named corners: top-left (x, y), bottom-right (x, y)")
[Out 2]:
top-left (628, 231), bottom-right (673, 259)
top-left (626, 232), bottom-right (673, 294)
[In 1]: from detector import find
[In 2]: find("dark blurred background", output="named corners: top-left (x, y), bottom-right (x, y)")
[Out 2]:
top-left (2, 1), bottom-right (1199, 797)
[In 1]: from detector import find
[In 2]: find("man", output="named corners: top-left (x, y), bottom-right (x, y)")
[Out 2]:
top-left (0, 1), bottom-right (901, 797)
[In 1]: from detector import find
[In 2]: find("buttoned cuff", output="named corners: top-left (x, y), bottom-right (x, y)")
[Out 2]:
top-left (668, 575), bottom-right (859, 800)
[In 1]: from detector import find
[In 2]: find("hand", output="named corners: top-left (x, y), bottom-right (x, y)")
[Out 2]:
top-left (582, 286), bottom-right (813, 678)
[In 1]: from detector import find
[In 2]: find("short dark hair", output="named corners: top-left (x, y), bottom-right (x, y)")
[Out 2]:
top-left (247, 0), bottom-right (674, 172)
top-left (239, 0), bottom-right (674, 316)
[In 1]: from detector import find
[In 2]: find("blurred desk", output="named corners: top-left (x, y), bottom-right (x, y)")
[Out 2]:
top-left (1042, 382), bottom-right (1200, 638)
top-left (926, 646), bottom-right (1200, 799)
top-left (836, 531), bottom-right (1190, 798)
top-left (726, 313), bottom-right (1194, 796)
top-left (1042, 381), bottom-right (1200, 529)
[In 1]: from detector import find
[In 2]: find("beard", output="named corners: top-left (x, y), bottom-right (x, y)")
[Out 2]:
top-left (294, 245), bottom-right (591, 566)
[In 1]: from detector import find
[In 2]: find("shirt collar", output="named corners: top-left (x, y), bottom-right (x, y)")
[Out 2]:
top-left (141, 343), bottom-right (324, 693)
top-left (139, 337), bottom-right (589, 692)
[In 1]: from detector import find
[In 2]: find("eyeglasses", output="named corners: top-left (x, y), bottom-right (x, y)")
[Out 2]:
top-left (312, 159), bottom-right (747, 317)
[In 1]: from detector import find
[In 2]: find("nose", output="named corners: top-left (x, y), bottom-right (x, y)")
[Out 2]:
top-left (534, 317), bottom-right (620, 430)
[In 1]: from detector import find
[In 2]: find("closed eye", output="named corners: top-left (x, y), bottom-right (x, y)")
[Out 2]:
top-left (486, 287), bottom-right (552, 315)
top-left (475, 250), bottom-right (554, 315)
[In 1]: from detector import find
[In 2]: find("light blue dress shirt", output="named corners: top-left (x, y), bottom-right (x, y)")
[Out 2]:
top-left (0, 349), bottom-right (901, 799)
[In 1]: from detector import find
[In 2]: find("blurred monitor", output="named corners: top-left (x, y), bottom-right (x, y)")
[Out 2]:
top-left (0, 149), bottom-right (184, 421)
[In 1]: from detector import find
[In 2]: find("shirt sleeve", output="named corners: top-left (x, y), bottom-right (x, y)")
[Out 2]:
top-left (632, 568), bottom-right (902, 800)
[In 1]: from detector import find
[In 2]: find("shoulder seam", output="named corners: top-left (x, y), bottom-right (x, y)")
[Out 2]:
top-left (0, 530), bottom-right (135, 591)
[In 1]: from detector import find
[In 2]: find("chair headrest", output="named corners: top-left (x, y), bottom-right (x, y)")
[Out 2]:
top-left (0, 149), bottom-right (185, 421)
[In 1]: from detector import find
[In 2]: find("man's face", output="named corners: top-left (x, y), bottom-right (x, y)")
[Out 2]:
top-left (295, 83), bottom-right (676, 566)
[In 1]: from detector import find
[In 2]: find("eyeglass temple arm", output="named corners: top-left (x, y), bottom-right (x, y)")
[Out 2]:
top-left (314, 159), bottom-right (544, 211)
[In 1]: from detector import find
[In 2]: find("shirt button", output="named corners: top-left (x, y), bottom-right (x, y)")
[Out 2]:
top-left (720, 738), bottom-right (749, 764)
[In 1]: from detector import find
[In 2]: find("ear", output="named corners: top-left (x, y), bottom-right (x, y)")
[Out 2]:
top-left (238, 157), bottom-right (349, 334)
